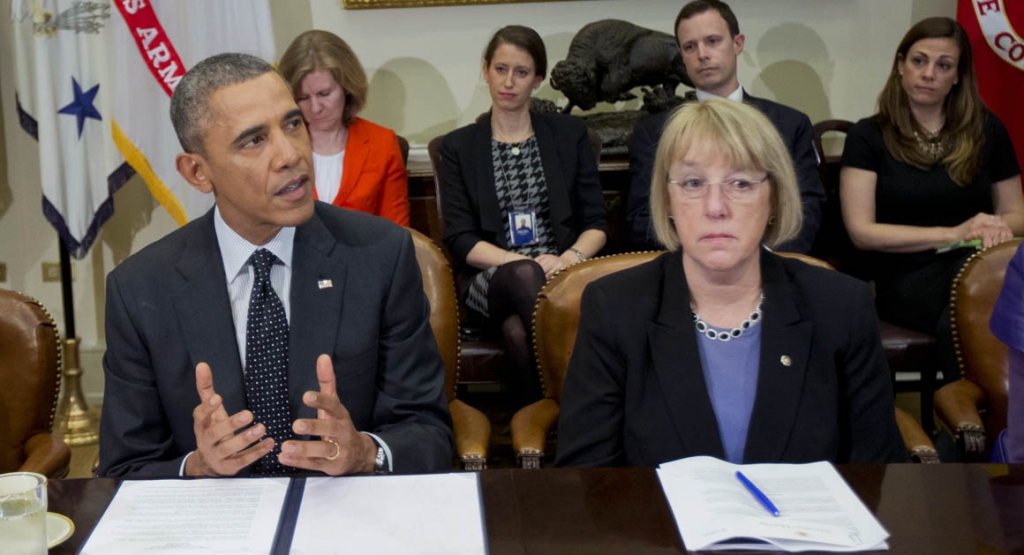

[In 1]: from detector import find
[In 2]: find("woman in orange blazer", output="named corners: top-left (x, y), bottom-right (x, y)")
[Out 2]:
top-left (279, 30), bottom-right (409, 226)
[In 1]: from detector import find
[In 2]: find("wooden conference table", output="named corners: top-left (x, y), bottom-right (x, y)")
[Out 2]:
top-left (48, 465), bottom-right (1024, 554)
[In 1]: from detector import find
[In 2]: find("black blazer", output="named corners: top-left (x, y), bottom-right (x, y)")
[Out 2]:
top-left (555, 250), bottom-right (907, 467)
top-left (626, 92), bottom-right (825, 253)
top-left (99, 203), bottom-right (453, 478)
top-left (440, 111), bottom-right (608, 274)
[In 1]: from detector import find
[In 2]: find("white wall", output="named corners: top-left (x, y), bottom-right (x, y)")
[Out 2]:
top-left (0, 0), bottom-right (955, 402)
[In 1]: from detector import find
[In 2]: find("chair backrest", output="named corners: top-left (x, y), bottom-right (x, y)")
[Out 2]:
top-left (396, 134), bottom-right (410, 168)
top-left (533, 252), bottom-right (663, 402)
top-left (950, 239), bottom-right (1021, 438)
top-left (809, 120), bottom-right (868, 278)
top-left (0, 289), bottom-right (62, 473)
top-left (409, 228), bottom-right (460, 402)
top-left (427, 134), bottom-right (447, 242)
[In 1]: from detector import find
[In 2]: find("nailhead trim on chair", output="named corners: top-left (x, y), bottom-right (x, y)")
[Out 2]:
top-left (530, 251), bottom-right (663, 400)
top-left (10, 290), bottom-right (63, 431)
top-left (948, 247), bottom-right (987, 382)
top-left (421, 238), bottom-right (463, 399)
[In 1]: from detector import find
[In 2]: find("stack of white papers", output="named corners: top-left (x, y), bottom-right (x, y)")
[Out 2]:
top-left (657, 456), bottom-right (889, 552)
top-left (80, 473), bottom-right (486, 555)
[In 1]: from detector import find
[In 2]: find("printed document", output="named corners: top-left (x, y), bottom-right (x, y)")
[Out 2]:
top-left (657, 456), bottom-right (889, 552)
top-left (80, 478), bottom-right (289, 554)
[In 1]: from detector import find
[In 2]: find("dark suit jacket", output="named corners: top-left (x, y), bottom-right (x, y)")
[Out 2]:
top-left (316, 117), bottom-right (409, 227)
top-left (98, 203), bottom-right (453, 478)
top-left (555, 250), bottom-right (907, 467)
top-left (626, 92), bottom-right (825, 253)
top-left (440, 111), bottom-right (607, 276)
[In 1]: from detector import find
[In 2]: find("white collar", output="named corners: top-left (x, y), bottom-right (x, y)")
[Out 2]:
top-left (695, 85), bottom-right (745, 103)
top-left (213, 206), bottom-right (296, 282)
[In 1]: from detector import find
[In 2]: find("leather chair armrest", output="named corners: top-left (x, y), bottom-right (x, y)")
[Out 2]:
top-left (510, 399), bottom-right (560, 469)
top-left (19, 433), bottom-right (71, 478)
top-left (449, 399), bottom-right (491, 471)
top-left (894, 408), bottom-right (939, 464)
top-left (934, 379), bottom-right (988, 460)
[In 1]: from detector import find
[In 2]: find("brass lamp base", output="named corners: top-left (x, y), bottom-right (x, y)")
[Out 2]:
top-left (53, 338), bottom-right (99, 446)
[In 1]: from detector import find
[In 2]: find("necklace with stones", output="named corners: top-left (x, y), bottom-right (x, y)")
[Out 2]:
top-left (913, 120), bottom-right (946, 161)
top-left (913, 131), bottom-right (947, 161)
top-left (692, 293), bottom-right (764, 341)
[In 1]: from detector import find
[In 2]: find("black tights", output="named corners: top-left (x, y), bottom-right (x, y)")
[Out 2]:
top-left (487, 259), bottom-right (547, 402)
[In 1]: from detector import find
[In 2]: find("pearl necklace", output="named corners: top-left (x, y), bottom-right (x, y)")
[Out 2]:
top-left (692, 294), bottom-right (764, 341)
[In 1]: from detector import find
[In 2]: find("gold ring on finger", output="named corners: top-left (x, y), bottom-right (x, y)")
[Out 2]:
top-left (325, 439), bottom-right (341, 460)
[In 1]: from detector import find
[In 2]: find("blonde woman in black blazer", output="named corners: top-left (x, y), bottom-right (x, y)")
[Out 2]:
top-left (556, 100), bottom-right (906, 467)
top-left (441, 26), bottom-right (607, 402)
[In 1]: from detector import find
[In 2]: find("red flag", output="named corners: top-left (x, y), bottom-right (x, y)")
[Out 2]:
top-left (958, 0), bottom-right (1024, 173)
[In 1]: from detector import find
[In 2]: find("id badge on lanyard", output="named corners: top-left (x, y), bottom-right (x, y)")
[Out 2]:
top-left (508, 211), bottom-right (537, 246)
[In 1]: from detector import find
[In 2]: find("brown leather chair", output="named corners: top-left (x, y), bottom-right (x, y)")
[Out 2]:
top-left (0, 289), bottom-right (71, 477)
top-left (809, 119), bottom-right (940, 434)
top-left (511, 251), bottom-right (936, 468)
top-left (511, 252), bottom-right (661, 468)
top-left (409, 229), bottom-right (491, 469)
top-left (934, 239), bottom-right (1021, 461)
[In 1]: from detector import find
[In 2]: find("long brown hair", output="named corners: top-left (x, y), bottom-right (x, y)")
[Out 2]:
top-left (877, 17), bottom-right (985, 186)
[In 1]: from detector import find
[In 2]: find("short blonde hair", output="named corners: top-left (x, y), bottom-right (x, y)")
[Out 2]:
top-left (650, 99), bottom-right (802, 251)
top-left (278, 30), bottom-right (368, 127)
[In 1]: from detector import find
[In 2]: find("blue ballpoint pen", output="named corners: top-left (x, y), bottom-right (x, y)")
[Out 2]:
top-left (735, 471), bottom-right (781, 517)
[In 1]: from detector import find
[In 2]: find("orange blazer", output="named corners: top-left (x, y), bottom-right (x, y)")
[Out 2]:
top-left (313, 117), bottom-right (409, 226)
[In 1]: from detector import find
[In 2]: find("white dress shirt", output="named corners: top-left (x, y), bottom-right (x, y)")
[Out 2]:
top-left (215, 207), bottom-right (295, 369)
top-left (695, 84), bottom-right (744, 103)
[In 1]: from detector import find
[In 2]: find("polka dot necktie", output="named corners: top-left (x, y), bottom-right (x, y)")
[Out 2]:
top-left (245, 248), bottom-right (293, 475)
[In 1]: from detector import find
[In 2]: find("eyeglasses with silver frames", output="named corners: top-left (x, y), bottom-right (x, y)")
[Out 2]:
top-left (668, 175), bottom-right (769, 201)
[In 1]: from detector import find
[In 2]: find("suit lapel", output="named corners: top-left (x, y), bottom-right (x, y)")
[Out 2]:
top-left (288, 207), bottom-right (347, 423)
top-left (172, 211), bottom-right (247, 415)
top-left (532, 112), bottom-right (573, 249)
top-left (744, 251), bottom-right (813, 462)
top-left (473, 117), bottom-right (504, 242)
top-left (648, 254), bottom-right (726, 458)
top-left (336, 118), bottom-right (369, 208)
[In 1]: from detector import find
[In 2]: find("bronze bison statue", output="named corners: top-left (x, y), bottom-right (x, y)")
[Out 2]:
top-left (551, 19), bottom-right (692, 114)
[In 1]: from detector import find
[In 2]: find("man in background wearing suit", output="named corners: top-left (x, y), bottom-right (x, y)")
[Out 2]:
top-left (98, 53), bottom-right (452, 478)
top-left (627, 0), bottom-right (825, 253)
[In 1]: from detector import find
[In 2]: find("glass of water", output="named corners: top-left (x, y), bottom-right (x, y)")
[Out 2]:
top-left (0, 472), bottom-right (47, 555)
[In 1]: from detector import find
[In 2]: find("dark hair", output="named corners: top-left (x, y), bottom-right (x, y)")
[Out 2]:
top-left (170, 52), bottom-right (276, 155)
top-left (483, 25), bottom-right (548, 78)
top-left (278, 30), bottom-right (368, 127)
top-left (878, 16), bottom-right (984, 186)
top-left (674, 0), bottom-right (741, 45)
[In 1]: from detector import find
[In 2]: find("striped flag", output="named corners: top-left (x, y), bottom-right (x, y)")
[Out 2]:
top-left (958, 0), bottom-right (1024, 171)
top-left (110, 0), bottom-right (275, 226)
top-left (11, 0), bottom-right (275, 258)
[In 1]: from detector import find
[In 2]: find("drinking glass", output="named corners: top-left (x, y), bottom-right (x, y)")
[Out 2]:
top-left (0, 472), bottom-right (47, 555)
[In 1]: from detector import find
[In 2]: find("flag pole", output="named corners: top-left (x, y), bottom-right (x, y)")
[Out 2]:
top-left (53, 237), bottom-right (99, 446)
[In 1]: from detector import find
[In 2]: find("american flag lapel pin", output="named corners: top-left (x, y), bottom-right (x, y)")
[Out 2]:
top-left (318, 278), bottom-right (333, 290)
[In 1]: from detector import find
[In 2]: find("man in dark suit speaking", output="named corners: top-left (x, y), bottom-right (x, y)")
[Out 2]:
top-left (98, 53), bottom-right (452, 478)
top-left (627, 0), bottom-right (825, 253)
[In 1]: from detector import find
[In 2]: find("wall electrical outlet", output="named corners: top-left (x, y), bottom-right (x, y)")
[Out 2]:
top-left (41, 262), bottom-right (74, 282)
